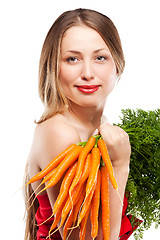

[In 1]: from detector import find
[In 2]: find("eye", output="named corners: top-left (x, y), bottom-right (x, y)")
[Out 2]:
top-left (66, 57), bottom-right (79, 63)
top-left (96, 55), bottom-right (107, 62)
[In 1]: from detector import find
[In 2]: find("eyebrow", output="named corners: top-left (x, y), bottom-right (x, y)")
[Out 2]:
top-left (63, 48), bottom-right (110, 55)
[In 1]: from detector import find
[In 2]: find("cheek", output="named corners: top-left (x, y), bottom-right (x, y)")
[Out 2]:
top-left (59, 65), bottom-right (80, 99)
top-left (59, 68), bottom-right (72, 93)
top-left (98, 63), bottom-right (117, 95)
top-left (107, 64), bottom-right (117, 85)
top-left (59, 64), bottom-right (79, 87)
top-left (98, 62), bottom-right (117, 84)
top-left (59, 67), bottom-right (71, 86)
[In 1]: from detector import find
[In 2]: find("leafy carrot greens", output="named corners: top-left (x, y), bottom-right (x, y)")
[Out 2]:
top-left (115, 108), bottom-right (160, 239)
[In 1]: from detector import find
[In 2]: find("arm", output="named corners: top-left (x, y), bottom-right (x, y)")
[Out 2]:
top-left (99, 123), bottom-right (131, 240)
top-left (28, 119), bottom-right (81, 238)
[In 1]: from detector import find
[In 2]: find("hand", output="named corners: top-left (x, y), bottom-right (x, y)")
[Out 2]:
top-left (99, 123), bottom-right (131, 168)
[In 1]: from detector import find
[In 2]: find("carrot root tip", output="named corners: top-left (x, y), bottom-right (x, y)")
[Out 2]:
top-left (67, 224), bottom-right (79, 230)
top-left (13, 182), bottom-right (29, 197)
top-left (27, 188), bottom-right (44, 210)
top-left (25, 183), bottom-right (42, 204)
top-left (116, 188), bottom-right (123, 206)
top-left (47, 226), bottom-right (60, 239)
top-left (38, 213), bottom-right (54, 226)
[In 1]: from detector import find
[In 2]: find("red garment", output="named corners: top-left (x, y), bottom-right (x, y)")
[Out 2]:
top-left (35, 193), bottom-right (142, 239)
top-left (35, 193), bottom-right (62, 239)
top-left (119, 195), bottom-right (143, 239)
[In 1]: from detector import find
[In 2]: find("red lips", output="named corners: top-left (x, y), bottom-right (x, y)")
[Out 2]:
top-left (76, 85), bottom-right (100, 93)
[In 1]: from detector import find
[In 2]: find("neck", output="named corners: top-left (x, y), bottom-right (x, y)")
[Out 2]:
top-left (63, 100), bottom-right (107, 137)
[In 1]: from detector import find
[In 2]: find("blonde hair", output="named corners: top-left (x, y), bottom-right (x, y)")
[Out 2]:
top-left (37, 8), bottom-right (125, 123)
top-left (24, 163), bottom-right (39, 240)
top-left (24, 8), bottom-right (125, 239)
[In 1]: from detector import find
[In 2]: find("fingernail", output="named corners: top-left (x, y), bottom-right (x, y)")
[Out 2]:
top-left (93, 129), bottom-right (99, 135)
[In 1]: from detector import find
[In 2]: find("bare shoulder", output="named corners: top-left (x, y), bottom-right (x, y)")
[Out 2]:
top-left (28, 114), bottom-right (81, 172)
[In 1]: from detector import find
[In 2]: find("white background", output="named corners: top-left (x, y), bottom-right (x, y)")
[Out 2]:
top-left (0, 0), bottom-right (159, 239)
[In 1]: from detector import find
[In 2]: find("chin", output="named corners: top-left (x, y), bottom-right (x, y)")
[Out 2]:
top-left (68, 96), bottom-right (105, 109)
top-left (77, 100), bottom-right (101, 108)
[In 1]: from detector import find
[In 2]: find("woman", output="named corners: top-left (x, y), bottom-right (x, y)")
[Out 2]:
top-left (24, 8), bottom-right (131, 240)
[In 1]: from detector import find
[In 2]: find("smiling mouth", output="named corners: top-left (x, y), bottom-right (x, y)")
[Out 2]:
top-left (76, 85), bottom-right (100, 93)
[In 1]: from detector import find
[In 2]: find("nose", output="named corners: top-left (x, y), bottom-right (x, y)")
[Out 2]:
top-left (81, 61), bottom-right (95, 81)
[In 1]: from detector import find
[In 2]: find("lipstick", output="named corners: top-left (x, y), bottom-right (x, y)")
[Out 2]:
top-left (76, 85), bottom-right (99, 93)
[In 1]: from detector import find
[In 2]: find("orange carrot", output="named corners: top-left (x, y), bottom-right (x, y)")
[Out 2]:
top-left (52, 161), bottom-right (77, 215)
top-left (77, 181), bottom-right (96, 226)
top-left (27, 144), bottom-right (77, 184)
top-left (68, 153), bottom-right (91, 212)
top-left (49, 184), bottom-right (85, 238)
top-left (78, 153), bottom-right (91, 185)
top-left (60, 183), bottom-right (85, 228)
top-left (63, 189), bottom-right (86, 240)
top-left (101, 165), bottom-right (110, 240)
top-left (36, 145), bottom-right (83, 196)
top-left (63, 208), bottom-right (74, 240)
top-left (69, 136), bottom-right (96, 197)
top-left (72, 188), bottom-right (86, 224)
top-left (79, 204), bottom-right (91, 240)
top-left (48, 201), bottom-right (65, 238)
top-left (41, 167), bottom-right (57, 184)
top-left (90, 169), bottom-right (101, 239)
top-left (42, 150), bottom-right (86, 186)
top-left (97, 139), bottom-right (118, 190)
top-left (85, 147), bottom-right (100, 199)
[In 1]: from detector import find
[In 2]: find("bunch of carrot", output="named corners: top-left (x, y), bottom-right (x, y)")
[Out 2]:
top-left (26, 135), bottom-right (119, 240)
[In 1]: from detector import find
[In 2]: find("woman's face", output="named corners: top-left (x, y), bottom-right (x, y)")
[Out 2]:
top-left (59, 25), bottom-right (117, 108)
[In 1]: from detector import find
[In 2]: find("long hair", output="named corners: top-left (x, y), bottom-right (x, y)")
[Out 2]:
top-left (24, 163), bottom-right (39, 240)
top-left (24, 8), bottom-right (125, 239)
top-left (37, 8), bottom-right (125, 123)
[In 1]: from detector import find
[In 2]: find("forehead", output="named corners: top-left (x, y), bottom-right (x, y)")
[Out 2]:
top-left (61, 25), bottom-right (110, 53)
